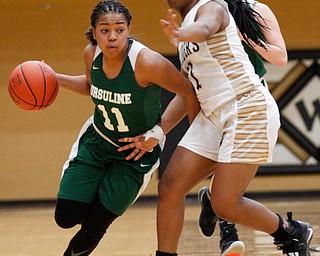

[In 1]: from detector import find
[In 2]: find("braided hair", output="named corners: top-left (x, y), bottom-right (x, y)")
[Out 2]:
top-left (85, 0), bottom-right (132, 45)
top-left (225, 0), bottom-right (269, 50)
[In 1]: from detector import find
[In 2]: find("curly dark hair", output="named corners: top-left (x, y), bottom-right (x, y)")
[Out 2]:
top-left (84, 0), bottom-right (132, 45)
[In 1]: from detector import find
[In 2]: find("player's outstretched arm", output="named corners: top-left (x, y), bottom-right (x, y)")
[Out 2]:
top-left (56, 74), bottom-right (90, 96)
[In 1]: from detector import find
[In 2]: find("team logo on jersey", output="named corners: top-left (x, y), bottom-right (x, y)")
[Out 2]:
top-left (90, 84), bottom-right (132, 104)
top-left (179, 42), bottom-right (200, 66)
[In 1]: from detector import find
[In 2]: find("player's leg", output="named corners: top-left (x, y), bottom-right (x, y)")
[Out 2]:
top-left (56, 162), bottom-right (109, 256)
top-left (212, 163), bottom-right (313, 255)
top-left (209, 85), bottom-right (311, 254)
top-left (63, 196), bottom-right (118, 256)
top-left (211, 164), bottom-right (276, 233)
top-left (55, 117), bottom-right (113, 255)
top-left (199, 181), bottom-right (246, 256)
top-left (55, 199), bottom-right (91, 228)
top-left (198, 185), bottom-right (245, 256)
top-left (157, 146), bottom-right (215, 255)
top-left (56, 166), bottom-right (109, 256)
top-left (63, 147), bottom-right (161, 256)
top-left (56, 143), bottom-right (104, 227)
top-left (157, 110), bottom-right (225, 255)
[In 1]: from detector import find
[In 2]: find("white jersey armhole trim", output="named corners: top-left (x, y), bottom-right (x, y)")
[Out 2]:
top-left (92, 41), bottom-right (146, 70)
top-left (128, 40), bottom-right (146, 71)
top-left (93, 45), bottom-right (102, 61)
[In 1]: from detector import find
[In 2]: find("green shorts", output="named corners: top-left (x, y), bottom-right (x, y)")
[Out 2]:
top-left (57, 118), bottom-right (161, 216)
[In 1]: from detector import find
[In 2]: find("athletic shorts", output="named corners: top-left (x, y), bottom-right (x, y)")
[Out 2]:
top-left (57, 116), bottom-right (163, 216)
top-left (178, 85), bottom-right (280, 164)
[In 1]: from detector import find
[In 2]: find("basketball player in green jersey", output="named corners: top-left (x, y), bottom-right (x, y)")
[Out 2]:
top-left (54, 1), bottom-right (199, 255)
top-left (197, 1), bottom-right (288, 255)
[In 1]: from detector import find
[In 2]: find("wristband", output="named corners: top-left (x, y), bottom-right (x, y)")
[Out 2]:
top-left (143, 124), bottom-right (164, 141)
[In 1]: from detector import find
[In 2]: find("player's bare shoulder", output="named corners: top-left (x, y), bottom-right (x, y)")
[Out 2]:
top-left (137, 47), bottom-right (165, 67)
top-left (84, 44), bottom-right (97, 60)
top-left (135, 47), bottom-right (169, 86)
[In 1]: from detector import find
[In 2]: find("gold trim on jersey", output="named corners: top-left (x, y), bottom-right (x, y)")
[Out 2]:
top-left (207, 33), bottom-right (255, 96)
top-left (93, 123), bottom-right (120, 148)
top-left (231, 89), bottom-right (269, 163)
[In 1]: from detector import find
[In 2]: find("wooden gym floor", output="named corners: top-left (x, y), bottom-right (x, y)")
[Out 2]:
top-left (1, 197), bottom-right (319, 256)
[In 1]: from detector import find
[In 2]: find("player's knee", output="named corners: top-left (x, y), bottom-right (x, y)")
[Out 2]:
top-left (158, 178), bottom-right (175, 202)
top-left (81, 198), bottom-right (118, 240)
top-left (158, 177), bottom-right (170, 198)
top-left (211, 194), bottom-right (240, 222)
top-left (55, 198), bottom-right (90, 229)
top-left (55, 212), bottom-right (77, 229)
top-left (158, 179), bottom-right (186, 210)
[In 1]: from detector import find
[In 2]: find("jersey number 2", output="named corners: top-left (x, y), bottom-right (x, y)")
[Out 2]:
top-left (187, 62), bottom-right (201, 90)
top-left (98, 105), bottom-right (129, 132)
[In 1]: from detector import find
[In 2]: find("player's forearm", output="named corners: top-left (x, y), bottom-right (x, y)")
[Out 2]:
top-left (159, 94), bottom-right (188, 135)
top-left (253, 43), bottom-right (288, 67)
top-left (185, 94), bottom-right (200, 124)
top-left (178, 23), bottom-right (212, 43)
top-left (56, 74), bottom-right (90, 96)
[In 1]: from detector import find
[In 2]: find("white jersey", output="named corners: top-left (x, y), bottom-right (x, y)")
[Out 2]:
top-left (179, 0), bottom-right (261, 116)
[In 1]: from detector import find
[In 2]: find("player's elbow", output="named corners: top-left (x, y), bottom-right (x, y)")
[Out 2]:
top-left (276, 56), bottom-right (288, 67)
top-left (271, 53), bottom-right (287, 68)
top-left (277, 51), bottom-right (288, 67)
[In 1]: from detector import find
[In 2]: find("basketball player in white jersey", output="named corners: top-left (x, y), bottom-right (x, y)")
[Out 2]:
top-left (197, 0), bottom-right (288, 255)
top-left (118, 0), bottom-right (313, 255)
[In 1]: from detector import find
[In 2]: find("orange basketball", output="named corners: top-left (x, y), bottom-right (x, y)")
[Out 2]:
top-left (8, 60), bottom-right (59, 111)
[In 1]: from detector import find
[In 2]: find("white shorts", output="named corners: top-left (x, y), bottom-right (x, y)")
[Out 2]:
top-left (178, 86), bottom-right (280, 164)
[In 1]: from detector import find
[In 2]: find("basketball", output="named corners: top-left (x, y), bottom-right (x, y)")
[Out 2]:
top-left (8, 60), bottom-right (59, 111)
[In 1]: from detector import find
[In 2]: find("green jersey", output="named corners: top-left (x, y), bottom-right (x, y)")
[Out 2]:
top-left (90, 39), bottom-right (161, 145)
top-left (243, 0), bottom-right (267, 79)
top-left (58, 40), bottom-right (163, 216)
top-left (242, 42), bottom-right (267, 79)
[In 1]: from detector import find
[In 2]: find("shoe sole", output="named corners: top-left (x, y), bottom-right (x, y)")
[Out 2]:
top-left (305, 224), bottom-right (314, 256)
top-left (197, 222), bottom-right (214, 239)
top-left (221, 241), bottom-right (245, 256)
top-left (306, 226), bottom-right (314, 246)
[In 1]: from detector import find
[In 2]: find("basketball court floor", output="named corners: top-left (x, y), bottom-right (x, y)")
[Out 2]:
top-left (1, 196), bottom-right (319, 256)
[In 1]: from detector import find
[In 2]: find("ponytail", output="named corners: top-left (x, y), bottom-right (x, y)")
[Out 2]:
top-left (225, 0), bottom-right (269, 50)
